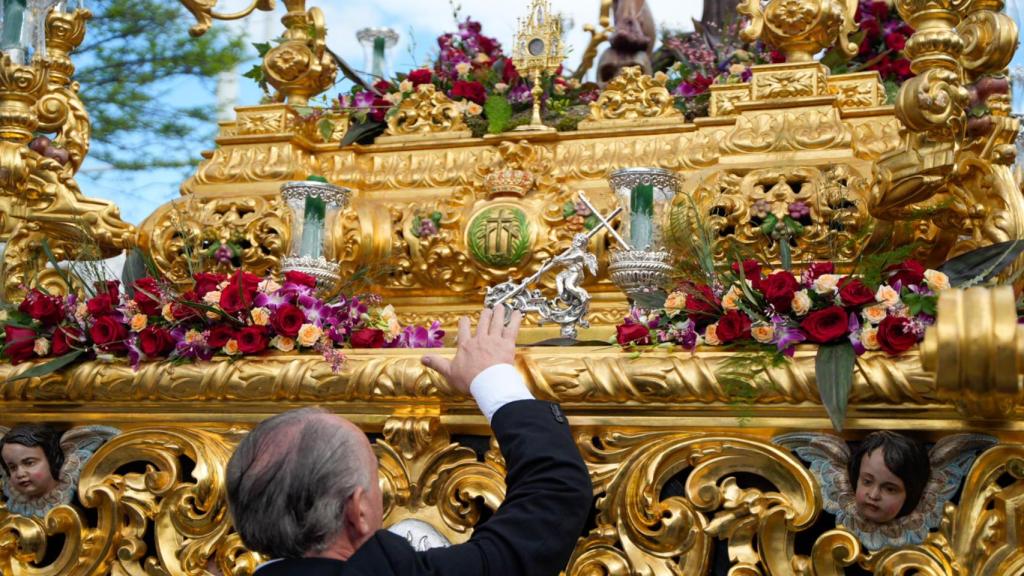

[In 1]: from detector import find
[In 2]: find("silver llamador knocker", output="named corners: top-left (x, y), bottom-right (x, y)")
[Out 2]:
top-left (484, 192), bottom-right (631, 339)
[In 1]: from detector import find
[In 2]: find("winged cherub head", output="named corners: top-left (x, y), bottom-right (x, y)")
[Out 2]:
top-left (0, 424), bottom-right (63, 499)
top-left (847, 431), bottom-right (931, 523)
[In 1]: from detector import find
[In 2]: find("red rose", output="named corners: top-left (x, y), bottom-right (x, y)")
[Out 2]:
top-left (803, 262), bottom-right (835, 283)
top-left (219, 288), bottom-right (254, 315)
top-left (226, 270), bottom-right (261, 297)
top-left (132, 277), bottom-right (163, 316)
top-left (761, 271), bottom-right (799, 313)
top-left (408, 68), bottom-right (433, 86)
top-left (170, 296), bottom-right (200, 321)
top-left (18, 289), bottom-right (63, 326)
top-left (373, 79), bottom-right (393, 93)
top-left (501, 59), bottom-right (520, 84)
top-left (450, 80), bottom-right (486, 105)
top-left (350, 328), bottom-right (386, 348)
top-left (52, 326), bottom-right (82, 356)
top-left (800, 306), bottom-right (850, 344)
top-left (616, 323), bottom-right (650, 346)
top-left (193, 273), bottom-right (226, 298)
top-left (206, 325), bottom-right (235, 349)
top-left (838, 278), bottom-right (876, 308)
top-left (237, 326), bottom-right (269, 354)
top-left (86, 293), bottom-right (115, 316)
top-left (138, 326), bottom-right (174, 357)
top-left (884, 32), bottom-right (907, 52)
top-left (271, 304), bottom-right (306, 338)
top-left (683, 283), bottom-right (721, 325)
top-left (769, 50), bottom-right (786, 63)
top-left (886, 259), bottom-right (926, 289)
top-left (283, 271), bottom-right (317, 290)
top-left (369, 96), bottom-right (391, 123)
top-left (716, 310), bottom-right (752, 343)
top-left (3, 325), bottom-right (37, 363)
top-left (94, 280), bottom-right (120, 296)
top-left (877, 316), bottom-right (919, 354)
top-left (892, 58), bottom-right (912, 80)
top-left (89, 315), bottom-right (128, 352)
top-left (731, 259), bottom-right (763, 289)
top-left (868, 0), bottom-right (889, 19)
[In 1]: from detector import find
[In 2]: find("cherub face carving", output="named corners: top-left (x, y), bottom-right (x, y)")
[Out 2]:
top-left (2, 443), bottom-right (58, 498)
top-left (854, 448), bottom-right (907, 523)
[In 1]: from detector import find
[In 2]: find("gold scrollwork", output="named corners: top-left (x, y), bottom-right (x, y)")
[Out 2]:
top-left (739, 0), bottom-right (858, 63)
top-left (580, 66), bottom-right (683, 128)
top-left (380, 84), bottom-right (472, 142)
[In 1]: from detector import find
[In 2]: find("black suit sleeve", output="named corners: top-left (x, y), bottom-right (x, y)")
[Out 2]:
top-left (420, 399), bottom-right (593, 576)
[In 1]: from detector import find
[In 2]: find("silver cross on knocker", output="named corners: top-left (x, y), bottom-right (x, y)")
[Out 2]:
top-left (484, 191), bottom-right (630, 339)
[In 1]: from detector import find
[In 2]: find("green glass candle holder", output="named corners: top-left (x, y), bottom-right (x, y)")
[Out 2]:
top-left (281, 177), bottom-right (351, 291)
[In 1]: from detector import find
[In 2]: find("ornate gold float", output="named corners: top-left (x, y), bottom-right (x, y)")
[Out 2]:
top-left (1, 0), bottom-right (1023, 574)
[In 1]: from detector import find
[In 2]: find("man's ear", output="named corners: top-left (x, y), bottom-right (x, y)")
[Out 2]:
top-left (344, 486), bottom-right (372, 538)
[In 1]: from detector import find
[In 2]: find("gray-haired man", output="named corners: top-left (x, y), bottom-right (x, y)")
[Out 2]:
top-left (226, 305), bottom-right (593, 575)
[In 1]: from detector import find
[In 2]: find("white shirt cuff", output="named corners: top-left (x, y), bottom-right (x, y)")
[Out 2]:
top-left (469, 363), bottom-right (534, 423)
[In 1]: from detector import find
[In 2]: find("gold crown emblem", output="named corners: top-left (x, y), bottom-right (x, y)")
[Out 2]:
top-left (484, 168), bottom-right (535, 198)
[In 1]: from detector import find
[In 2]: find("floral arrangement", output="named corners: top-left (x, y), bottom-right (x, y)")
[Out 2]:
top-left (653, 21), bottom-right (778, 119)
top-left (1, 270), bottom-right (443, 373)
top-left (616, 257), bottom-right (950, 429)
top-left (822, 0), bottom-right (914, 99)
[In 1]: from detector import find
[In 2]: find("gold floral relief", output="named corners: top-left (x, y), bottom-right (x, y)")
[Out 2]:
top-left (380, 84), bottom-right (472, 142)
top-left (580, 66), bottom-right (684, 128)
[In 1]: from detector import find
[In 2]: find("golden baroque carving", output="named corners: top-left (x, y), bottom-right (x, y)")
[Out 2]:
top-left (828, 71), bottom-right (887, 109)
top-left (580, 66), bottom-right (683, 128)
top-left (138, 194), bottom-right (289, 284)
top-left (683, 165), bottom-right (872, 267)
top-left (721, 107), bottom-right (851, 154)
top-left (381, 84), bottom-right (472, 142)
top-left (750, 62), bottom-right (830, 100)
top-left (738, 0), bottom-right (858, 63)
top-left (0, 347), bottom-right (944, 408)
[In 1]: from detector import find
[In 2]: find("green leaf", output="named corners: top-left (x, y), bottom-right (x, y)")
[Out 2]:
top-left (39, 239), bottom-right (74, 293)
top-left (815, 342), bottom-right (856, 432)
top-left (317, 117), bottom-right (335, 142)
top-left (252, 41), bottom-right (272, 57)
top-left (562, 201), bottom-right (576, 219)
top-left (584, 214), bottom-right (599, 230)
top-left (938, 240), bottom-right (1024, 288)
top-left (121, 247), bottom-right (149, 297)
top-left (241, 63), bottom-right (264, 81)
top-left (484, 94), bottom-right (513, 135)
top-left (760, 213), bottom-right (778, 236)
top-left (7, 350), bottom-right (85, 382)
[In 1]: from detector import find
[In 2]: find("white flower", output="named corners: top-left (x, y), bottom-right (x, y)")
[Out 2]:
top-left (813, 274), bottom-right (842, 294)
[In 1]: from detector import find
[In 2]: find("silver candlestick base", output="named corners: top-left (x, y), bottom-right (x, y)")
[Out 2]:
top-left (608, 249), bottom-right (673, 305)
top-left (282, 255), bottom-right (341, 292)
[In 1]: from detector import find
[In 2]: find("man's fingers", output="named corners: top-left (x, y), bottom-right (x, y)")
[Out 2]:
top-left (490, 303), bottom-right (506, 337)
top-left (421, 355), bottom-right (452, 380)
top-left (503, 309), bottom-right (523, 341)
top-left (457, 316), bottom-right (471, 346)
top-left (477, 307), bottom-right (493, 337)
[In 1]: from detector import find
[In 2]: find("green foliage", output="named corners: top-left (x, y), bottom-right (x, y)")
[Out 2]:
top-left (718, 347), bottom-right (785, 426)
top-left (75, 0), bottom-right (248, 172)
top-left (816, 342), bottom-right (856, 431)
top-left (484, 94), bottom-right (512, 134)
top-left (938, 240), bottom-right (1024, 288)
top-left (854, 242), bottom-right (919, 290)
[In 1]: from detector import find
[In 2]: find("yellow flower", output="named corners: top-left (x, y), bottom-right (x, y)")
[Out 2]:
top-left (875, 285), bottom-right (900, 308)
top-left (203, 290), bottom-right (221, 305)
top-left (863, 304), bottom-right (888, 324)
top-left (33, 338), bottom-right (50, 356)
top-left (813, 274), bottom-right (842, 294)
top-left (130, 314), bottom-right (148, 332)
top-left (751, 323), bottom-right (775, 344)
top-left (494, 82), bottom-right (509, 94)
top-left (184, 330), bottom-right (203, 345)
top-left (861, 327), bottom-right (880, 350)
top-left (791, 290), bottom-right (812, 316)
top-left (223, 339), bottom-right (240, 356)
top-left (729, 63), bottom-right (747, 75)
top-left (297, 323), bottom-right (323, 347)
top-left (704, 324), bottom-right (721, 346)
top-left (721, 286), bottom-right (743, 311)
top-left (664, 291), bottom-right (687, 311)
top-left (466, 102), bottom-right (483, 116)
top-left (474, 52), bottom-right (491, 64)
top-left (271, 336), bottom-right (295, 352)
top-left (76, 303), bottom-right (89, 321)
top-left (162, 303), bottom-right (175, 322)
top-left (399, 79), bottom-right (414, 93)
top-left (455, 62), bottom-right (472, 76)
top-left (924, 269), bottom-right (950, 291)
top-left (0, 310), bottom-right (7, 322)
top-left (251, 307), bottom-right (271, 326)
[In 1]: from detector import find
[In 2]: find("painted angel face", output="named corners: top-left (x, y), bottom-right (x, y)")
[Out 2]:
top-left (2, 443), bottom-right (58, 498)
top-left (854, 448), bottom-right (907, 523)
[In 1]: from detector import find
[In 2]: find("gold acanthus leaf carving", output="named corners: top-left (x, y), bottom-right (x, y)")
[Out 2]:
top-left (581, 66), bottom-right (683, 127)
top-left (382, 84), bottom-right (472, 141)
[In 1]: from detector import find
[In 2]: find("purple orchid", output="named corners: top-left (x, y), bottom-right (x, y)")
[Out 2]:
top-left (770, 314), bottom-right (806, 356)
top-left (848, 313), bottom-right (866, 355)
top-left (215, 244), bottom-right (234, 264)
top-left (171, 326), bottom-right (213, 361)
top-left (297, 294), bottom-right (331, 327)
top-left (255, 290), bottom-right (291, 310)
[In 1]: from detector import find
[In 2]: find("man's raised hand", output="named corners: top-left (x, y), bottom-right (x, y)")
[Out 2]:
top-left (421, 304), bottom-right (522, 393)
